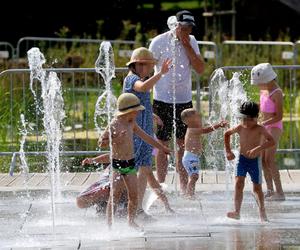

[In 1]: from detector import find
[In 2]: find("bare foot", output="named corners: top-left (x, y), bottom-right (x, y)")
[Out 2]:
top-left (266, 193), bottom-right (285, 201)
top-left (260, 210), bottom-right (269, 222)
top-left (227, 211), bottom-right (240, 220)
top-left (129, 220), bottom-right (140, 230)
top-left (166, 207), bottom-right (175, 213)
top-left (264, 190), bottom-right (274, 198)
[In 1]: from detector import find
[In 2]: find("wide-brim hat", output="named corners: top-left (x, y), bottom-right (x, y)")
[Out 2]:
top-left (116, 93), bottom-right (145, 116)
top-left (176, 10), bottom-right (196, 27)
top-left (251, 63), bottom-right (277, 85)
top-left (126, 47), bottom-right (157, 66)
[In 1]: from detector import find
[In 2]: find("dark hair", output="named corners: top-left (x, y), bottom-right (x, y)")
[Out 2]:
top-left (239, 101), bottom-right (259, 118)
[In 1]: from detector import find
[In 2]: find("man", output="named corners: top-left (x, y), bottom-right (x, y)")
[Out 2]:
top-left (149, 10), bottom-right (205, 194)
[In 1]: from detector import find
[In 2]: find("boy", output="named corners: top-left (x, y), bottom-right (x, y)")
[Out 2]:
top-left (100, 93), bottom-right (171, 228)
top-left (224, 101), bottom-right (275, 222)
top-left (181, 108), bottom-right (227, 198)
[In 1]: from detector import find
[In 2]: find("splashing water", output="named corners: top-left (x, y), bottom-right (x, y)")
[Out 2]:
top-left (94, 41), bottom-right (116, 226)
top-left (206, 69), bottom-right (248, 208)
top-left (94, 42), bottom-right (117, 134)
top-left (27, 47), bottom-right (65, 228)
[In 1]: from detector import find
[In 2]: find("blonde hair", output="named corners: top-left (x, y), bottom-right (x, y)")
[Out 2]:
top-left (181, 108), bottom-right (197, 123)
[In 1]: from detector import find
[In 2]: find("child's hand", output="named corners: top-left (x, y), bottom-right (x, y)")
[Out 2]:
top-left (160, 58), bottom-right (172, 75)
top-left (82, 158), bottom-right (94, 166)
top-left (226, 151), bottom-right (235, 161)
top-left (153, 114), bottom-right (164, 127)
top-left (246, 148), bottom-right (259, 158)
top-left (162, 146), bottom-right (172, 155)
top-left (219, 120), bottom-right (228, 128)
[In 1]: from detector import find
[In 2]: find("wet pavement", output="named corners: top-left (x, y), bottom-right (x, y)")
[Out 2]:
top-left (1, 187), bottom-right (300, 249)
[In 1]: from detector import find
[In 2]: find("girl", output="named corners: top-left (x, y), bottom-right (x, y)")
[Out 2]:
top-left (251, 63), bottom-right (285, 201)
top-left (123, 47), bottom-right (174, 218)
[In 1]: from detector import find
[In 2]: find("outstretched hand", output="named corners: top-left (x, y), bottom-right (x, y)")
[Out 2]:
top-left (218, 120), bottom-right (228, 128)
top-left (160, 58), bottom-right (172, 75)
top-left (81, 158), bottom-right (94, 166)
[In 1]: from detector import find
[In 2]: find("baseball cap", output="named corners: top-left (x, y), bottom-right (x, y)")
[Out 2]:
top-left (251, 63), bottom-right (277, 85)
top-left (176, 10), bottom-right (196, 27)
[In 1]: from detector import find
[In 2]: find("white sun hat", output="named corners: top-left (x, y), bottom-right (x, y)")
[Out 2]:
top-left (251, 63), bottom-right (277, 85)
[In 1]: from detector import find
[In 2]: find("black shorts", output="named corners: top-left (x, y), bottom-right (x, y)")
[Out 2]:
top-left (153, 100), bottom-right (193, 141)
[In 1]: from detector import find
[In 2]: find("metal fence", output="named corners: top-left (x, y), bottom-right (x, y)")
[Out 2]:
top-left (0, 42), bottom-right (14, 59)
top-left (221, 40), bottom-right (296, 66)
top-left (219, 65), bottom-right (300, 169)
top-left (0, 67), bottom-right (202, 169)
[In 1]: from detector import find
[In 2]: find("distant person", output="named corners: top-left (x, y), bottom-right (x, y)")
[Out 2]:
top-left (99, 93), bottom-right (171, 228)
top-left (251, 63), bottom-right (285, 201)
top-left (123, 47), bottom-right (174, 219)
top-left (224, 101), bottom-right (275, 222)
top-left (181, 108), bottom-right (227, 198)
top-left (149, 10), bottom-right (205, 194)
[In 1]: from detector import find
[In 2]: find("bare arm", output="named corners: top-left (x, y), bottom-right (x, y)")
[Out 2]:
top-left (224, 125), bottom-right (240, 160)
top-left (133, 123), bottom-right (171, 154)
top-left (133, 59), bottom-right (172, 92)
top-left (202, 120), bottom-right (228, 134)
top-left (247, 127), bottom-right (276, 158)
top-left (180, 35), bottom-right (205, 74)
top-left (81, 153), bottom-right (110, 166)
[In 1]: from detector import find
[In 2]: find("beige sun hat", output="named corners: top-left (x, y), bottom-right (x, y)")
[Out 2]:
top-left (126, 47), bottom-right (157, 66)
top-left (251, 63), bottom-right (277, 85)
top-left (116, 93), bottom-right (145, 116)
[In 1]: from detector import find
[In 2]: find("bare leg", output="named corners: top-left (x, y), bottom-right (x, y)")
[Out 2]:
top-left (186, 174), bottom-right (199, 198)
top-left (137, 166), bottom-right (148, 210)
top-left (106, 172), bottom-right (124, 228)
top-left (253, 183), bottom-right (268, 222)
top-left (265, 128), bottom-right (285, 199)
top-left (227, 176), bottom-right (245, 220)
top-left (176, 138), bottom-right (188, 194)
top-left (155, 139), bottom-right (169, 183)
top-left (123, 174), bottom-right (139, 228)
top-left (262, 150), bottom-right (274, 196)
top-left (145, 168), bottom-right (174, 212)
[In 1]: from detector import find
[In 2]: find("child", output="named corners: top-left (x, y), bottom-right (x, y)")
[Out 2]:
top-left (224, 101), bottom-right (275, 222)
top-left (99, 92), bottom-right (171, 228)
top-left (181, 108), bottom-right (227, 198)
top-left (251, 63), bottom-right (285, 201)
top-left (123, 47), bottom-right (174, 218)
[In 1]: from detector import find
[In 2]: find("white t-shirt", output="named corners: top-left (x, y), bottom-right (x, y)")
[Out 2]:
top-left (149, 31), bottom-right (200, 104)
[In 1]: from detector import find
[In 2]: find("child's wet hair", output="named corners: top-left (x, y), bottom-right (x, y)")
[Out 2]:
top-left (181, 108), bottom-right (197, 122)
top-left (239, 101), bottom-right (259, 118)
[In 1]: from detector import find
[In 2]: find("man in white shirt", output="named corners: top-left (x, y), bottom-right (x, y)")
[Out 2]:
top-left (149, 10), bottom-right (205, 194)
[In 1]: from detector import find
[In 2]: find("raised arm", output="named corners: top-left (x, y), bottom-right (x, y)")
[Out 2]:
top-left (180, 35), bottom-right (204, 74)
top-left (133, 123), bottom-right (171, 154)
top-left (133, 59), bottom-right (172, 92)
top-left (202, 120), bottom-right (228, 134)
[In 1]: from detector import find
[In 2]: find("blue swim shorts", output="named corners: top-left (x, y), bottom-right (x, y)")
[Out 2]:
top-left (235, 154), bottom-right (262, 184)
top-left (182, 151), bottom-right (200, 176)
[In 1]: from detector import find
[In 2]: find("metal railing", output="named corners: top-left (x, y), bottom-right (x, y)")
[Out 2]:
top-left (0, 67), bottom-right (202, 157)
top-left (0, 42), bottom-right (15, 59)
top-left (219, 65), bottom-right (300, 150)
top-left (221, 40), bottom-right (296, 66)
top-left (16, 37), bottom-right (137, 59)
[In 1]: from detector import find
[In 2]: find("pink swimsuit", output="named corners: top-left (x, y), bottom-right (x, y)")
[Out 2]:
top-left (260, 88), bottom-right (283, 130)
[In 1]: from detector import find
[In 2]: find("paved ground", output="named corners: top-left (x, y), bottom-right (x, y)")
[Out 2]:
top-left (0, 170), bottom-right (300, 249)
